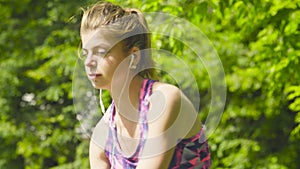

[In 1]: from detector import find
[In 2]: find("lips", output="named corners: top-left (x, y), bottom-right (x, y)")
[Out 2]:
top-left (88, 73), bottom-right (102, 80)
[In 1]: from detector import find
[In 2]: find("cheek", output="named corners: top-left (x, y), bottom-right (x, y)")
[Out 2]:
top-left (97, 57), bottom-right (118, 80)
top-left (107, 56), bottom-right (130, 79)
top-left (105, 56), bottom-right (125, 71)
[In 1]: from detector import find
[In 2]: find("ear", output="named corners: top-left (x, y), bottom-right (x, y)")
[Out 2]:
top-left (129, 46), bottom-right (141, 65)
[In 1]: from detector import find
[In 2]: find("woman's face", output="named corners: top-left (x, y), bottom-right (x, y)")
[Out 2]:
top-left (81, 30), bottom-right (129, 90)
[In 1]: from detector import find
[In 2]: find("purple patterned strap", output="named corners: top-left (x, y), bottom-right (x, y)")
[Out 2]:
top-left (105, 79), bottom-right (156, 169)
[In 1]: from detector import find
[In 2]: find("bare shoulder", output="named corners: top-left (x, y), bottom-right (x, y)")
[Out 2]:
top-left (151, 82), bottom-right (182, 118)
top-left (149, 82), bottom-right (199, 135)
top-left (152, 81), bottom-right (179, 92)
top-left (148, 82), bottom-right (192, 135)
top-left (152, 82), bottom-right (181, 103)
top-left (151, 82), bottom-right (194, 109)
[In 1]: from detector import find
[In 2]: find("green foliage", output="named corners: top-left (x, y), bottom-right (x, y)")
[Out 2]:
top-left (0, 0), bottom-right (299, 168)
top-left (201, 0), bottom-right (300, 168)
top-left (0, 0), bottom-right (88, 168)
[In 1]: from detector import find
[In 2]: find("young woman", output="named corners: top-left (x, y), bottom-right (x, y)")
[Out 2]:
top-left (80, 2), bottom-right (211, 169)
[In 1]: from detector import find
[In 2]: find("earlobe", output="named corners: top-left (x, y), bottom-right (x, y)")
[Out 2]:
top-left (129, 46), bottom-right (141, 68)
top-left (129, 54), bottom-right (137, 69)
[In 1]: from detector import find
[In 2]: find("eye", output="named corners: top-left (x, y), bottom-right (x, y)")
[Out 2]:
top-left (94, 51), bottom-right (106, 56)
top-left (94, 49), bottom-right (108, 57)
top-left (79, 49), bottom-right (88, 60)
top-left (82, 50), bottom-right (87, 57)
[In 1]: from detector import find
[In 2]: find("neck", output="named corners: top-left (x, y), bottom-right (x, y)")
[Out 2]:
top-left (111, 75), bottom-right (144, 122)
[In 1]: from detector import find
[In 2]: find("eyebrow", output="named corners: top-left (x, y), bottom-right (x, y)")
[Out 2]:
top-left (82, 45), bottom-right (110, 51)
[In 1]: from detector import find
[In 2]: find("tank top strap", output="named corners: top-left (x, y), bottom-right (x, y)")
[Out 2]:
top-left (130, 78), bottom-right (156, 158)
top-left (139, 78), bottom-right (156, 123)
top-left (105, 79), bottom-right (157, 168)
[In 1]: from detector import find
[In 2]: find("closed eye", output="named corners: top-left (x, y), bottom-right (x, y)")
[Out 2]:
top-left (82, 50), bottom-right (87, 57)
top-left (94, 51), bottom-right (107, 56)
top-left (80, 45), bottom-right (111, 60)
top-left (79, 49), bottom-right (88, 60)
top-left (93, 48), bottom-right (109, 57)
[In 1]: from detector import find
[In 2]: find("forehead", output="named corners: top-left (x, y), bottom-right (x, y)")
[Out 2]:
top-left (81, 29), bottom-right (119, 50)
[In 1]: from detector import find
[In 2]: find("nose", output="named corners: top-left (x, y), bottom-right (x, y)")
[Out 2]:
top-left (85, 55), bottom-right (98, 72)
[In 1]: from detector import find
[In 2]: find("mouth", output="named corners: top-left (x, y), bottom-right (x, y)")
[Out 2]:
top-left (88, 73), bottom-right (102, 80)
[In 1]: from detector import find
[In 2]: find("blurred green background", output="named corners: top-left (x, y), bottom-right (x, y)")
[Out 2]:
top-left (0, 0), bottom-right (299, 168)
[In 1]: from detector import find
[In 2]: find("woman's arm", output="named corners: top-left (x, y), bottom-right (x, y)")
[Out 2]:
top-left (89, 113), bottom-right (111, 169)
top-left (89, 140), bottom-right (111, 169)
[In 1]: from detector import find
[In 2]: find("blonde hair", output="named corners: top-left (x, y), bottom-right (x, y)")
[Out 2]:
top-left (80, 2), bottom-right (155, 79)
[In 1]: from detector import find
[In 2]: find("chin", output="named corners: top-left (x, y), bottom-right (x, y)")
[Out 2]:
top-left (92, 84), bottom-right (102, 89)
top-left (92, 83), bottom-right (109, 90)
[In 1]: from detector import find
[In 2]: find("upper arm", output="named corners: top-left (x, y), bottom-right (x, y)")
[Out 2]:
top-left (89, 115), bottom-right (111, 169)
top-left (89, 139), bottom-right (110, 169)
